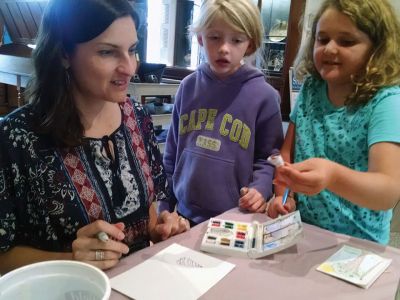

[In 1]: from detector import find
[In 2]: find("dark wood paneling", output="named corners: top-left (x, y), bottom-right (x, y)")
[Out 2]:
top-left (0, 0), bottom-right (47, 44)
top-left (280, 0), bottom-right (306, 120)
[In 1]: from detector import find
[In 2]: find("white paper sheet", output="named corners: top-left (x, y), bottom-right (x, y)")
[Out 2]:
top-left (110, 243), bottom-right (235, 300)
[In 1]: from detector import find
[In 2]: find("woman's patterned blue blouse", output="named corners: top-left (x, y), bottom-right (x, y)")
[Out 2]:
top-left (0, 99), bottom-right (169, 254)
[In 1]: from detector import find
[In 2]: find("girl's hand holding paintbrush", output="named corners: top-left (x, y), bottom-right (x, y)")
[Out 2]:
top-left (266, 153), bottom-right (296, 218)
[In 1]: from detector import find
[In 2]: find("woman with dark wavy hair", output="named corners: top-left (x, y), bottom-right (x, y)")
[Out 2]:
top-left (0, 0), bottom-right (189, 274)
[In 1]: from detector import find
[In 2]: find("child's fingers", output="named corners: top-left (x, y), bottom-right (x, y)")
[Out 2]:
top-left (255, 201), bottom-right (268, 213)
top-left (267, 204), bottom-right (282, 218)
top-left (240, 187), bottom-right (249, 196)
top-left (268, 206), bottom-right (282, 218)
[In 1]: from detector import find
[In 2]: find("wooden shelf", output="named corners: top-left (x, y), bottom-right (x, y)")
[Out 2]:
top-left (152, 114), bottom-right (173, 127)
top-left (0, 53), bottom-right (32, 88)
top-left (128, 83), bottom-right (180, 104)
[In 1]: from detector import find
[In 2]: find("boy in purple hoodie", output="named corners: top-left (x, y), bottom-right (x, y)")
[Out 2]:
top-left (159, 0), bottom-right (283, 225)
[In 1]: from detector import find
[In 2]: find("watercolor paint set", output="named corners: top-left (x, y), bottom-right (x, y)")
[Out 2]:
top-left (200, 211), bottom-right (303, 258)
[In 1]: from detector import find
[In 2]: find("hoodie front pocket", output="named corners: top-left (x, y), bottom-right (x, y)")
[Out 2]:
top-left (172, 149), bottom-right (238, 214)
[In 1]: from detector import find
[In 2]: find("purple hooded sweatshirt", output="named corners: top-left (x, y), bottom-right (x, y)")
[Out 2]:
top-left (159, 63), bottom-right (283, 224)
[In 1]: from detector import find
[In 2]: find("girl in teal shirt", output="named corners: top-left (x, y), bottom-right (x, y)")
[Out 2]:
top-left (268, 0), bottom-right (400, 244)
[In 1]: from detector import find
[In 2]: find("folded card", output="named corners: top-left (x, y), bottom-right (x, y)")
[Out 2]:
top-left (317, 245), bottom-right (392, 289)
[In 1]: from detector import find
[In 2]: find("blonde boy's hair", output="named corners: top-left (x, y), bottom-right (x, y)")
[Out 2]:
top-left (191, 0), bottom-right (263, 56)
top-left (294, 0), bottom-right (400, 106)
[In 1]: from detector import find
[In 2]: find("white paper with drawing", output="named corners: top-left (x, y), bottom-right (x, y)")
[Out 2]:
top-left (110, 243), bottom-right (235, 300)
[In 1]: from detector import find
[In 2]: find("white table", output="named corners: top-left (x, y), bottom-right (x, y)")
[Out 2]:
top-left (107, 208), bottom-right (400, 299)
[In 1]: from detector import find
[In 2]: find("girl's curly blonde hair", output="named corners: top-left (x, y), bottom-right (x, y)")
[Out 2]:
top-left (294, 0), bottom-right (400, 106)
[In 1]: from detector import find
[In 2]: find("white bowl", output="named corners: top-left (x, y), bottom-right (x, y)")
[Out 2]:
top-left (0, 260), bottom-right (111, 300)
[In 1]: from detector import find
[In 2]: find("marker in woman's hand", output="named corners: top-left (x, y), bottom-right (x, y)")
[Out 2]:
top-left (97, 231), bottom-right (109, 242)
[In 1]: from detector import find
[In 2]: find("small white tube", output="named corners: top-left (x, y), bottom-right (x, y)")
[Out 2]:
top-left (267, 153), bottom-right (284, 167)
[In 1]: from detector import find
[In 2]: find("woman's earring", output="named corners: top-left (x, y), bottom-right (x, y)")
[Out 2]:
top-left (64, 68), bottom-right (71, 87)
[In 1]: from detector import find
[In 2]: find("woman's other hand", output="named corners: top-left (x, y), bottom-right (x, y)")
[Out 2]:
top-left (154, 211), bottom-right (190, 241)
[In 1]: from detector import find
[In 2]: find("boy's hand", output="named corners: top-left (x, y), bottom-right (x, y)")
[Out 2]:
top-left (238, 187), bottom-right (268, 213)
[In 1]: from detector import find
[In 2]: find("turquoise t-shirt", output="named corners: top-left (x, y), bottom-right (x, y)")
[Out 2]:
top-left (290, 77), bottom-right (400, 244)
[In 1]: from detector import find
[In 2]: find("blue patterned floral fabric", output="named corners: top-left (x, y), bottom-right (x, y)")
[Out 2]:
top-left (290, 77), bottom-right (400, 244)
top-left (0, 98), bottom-right (168, 254)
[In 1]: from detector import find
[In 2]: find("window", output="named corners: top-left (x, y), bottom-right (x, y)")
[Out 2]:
top-left (143, 0), bottom-right (201, 69)
top-left (147, 0), bottom-right (176, 64)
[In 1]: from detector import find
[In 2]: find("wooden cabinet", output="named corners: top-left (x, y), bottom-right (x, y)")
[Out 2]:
top-left (0, 0), bottom-right (46, 115)
top-left (0, 48), bottom-right (32, 115)
top-left (257, 0), bottom-right (306, 121)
